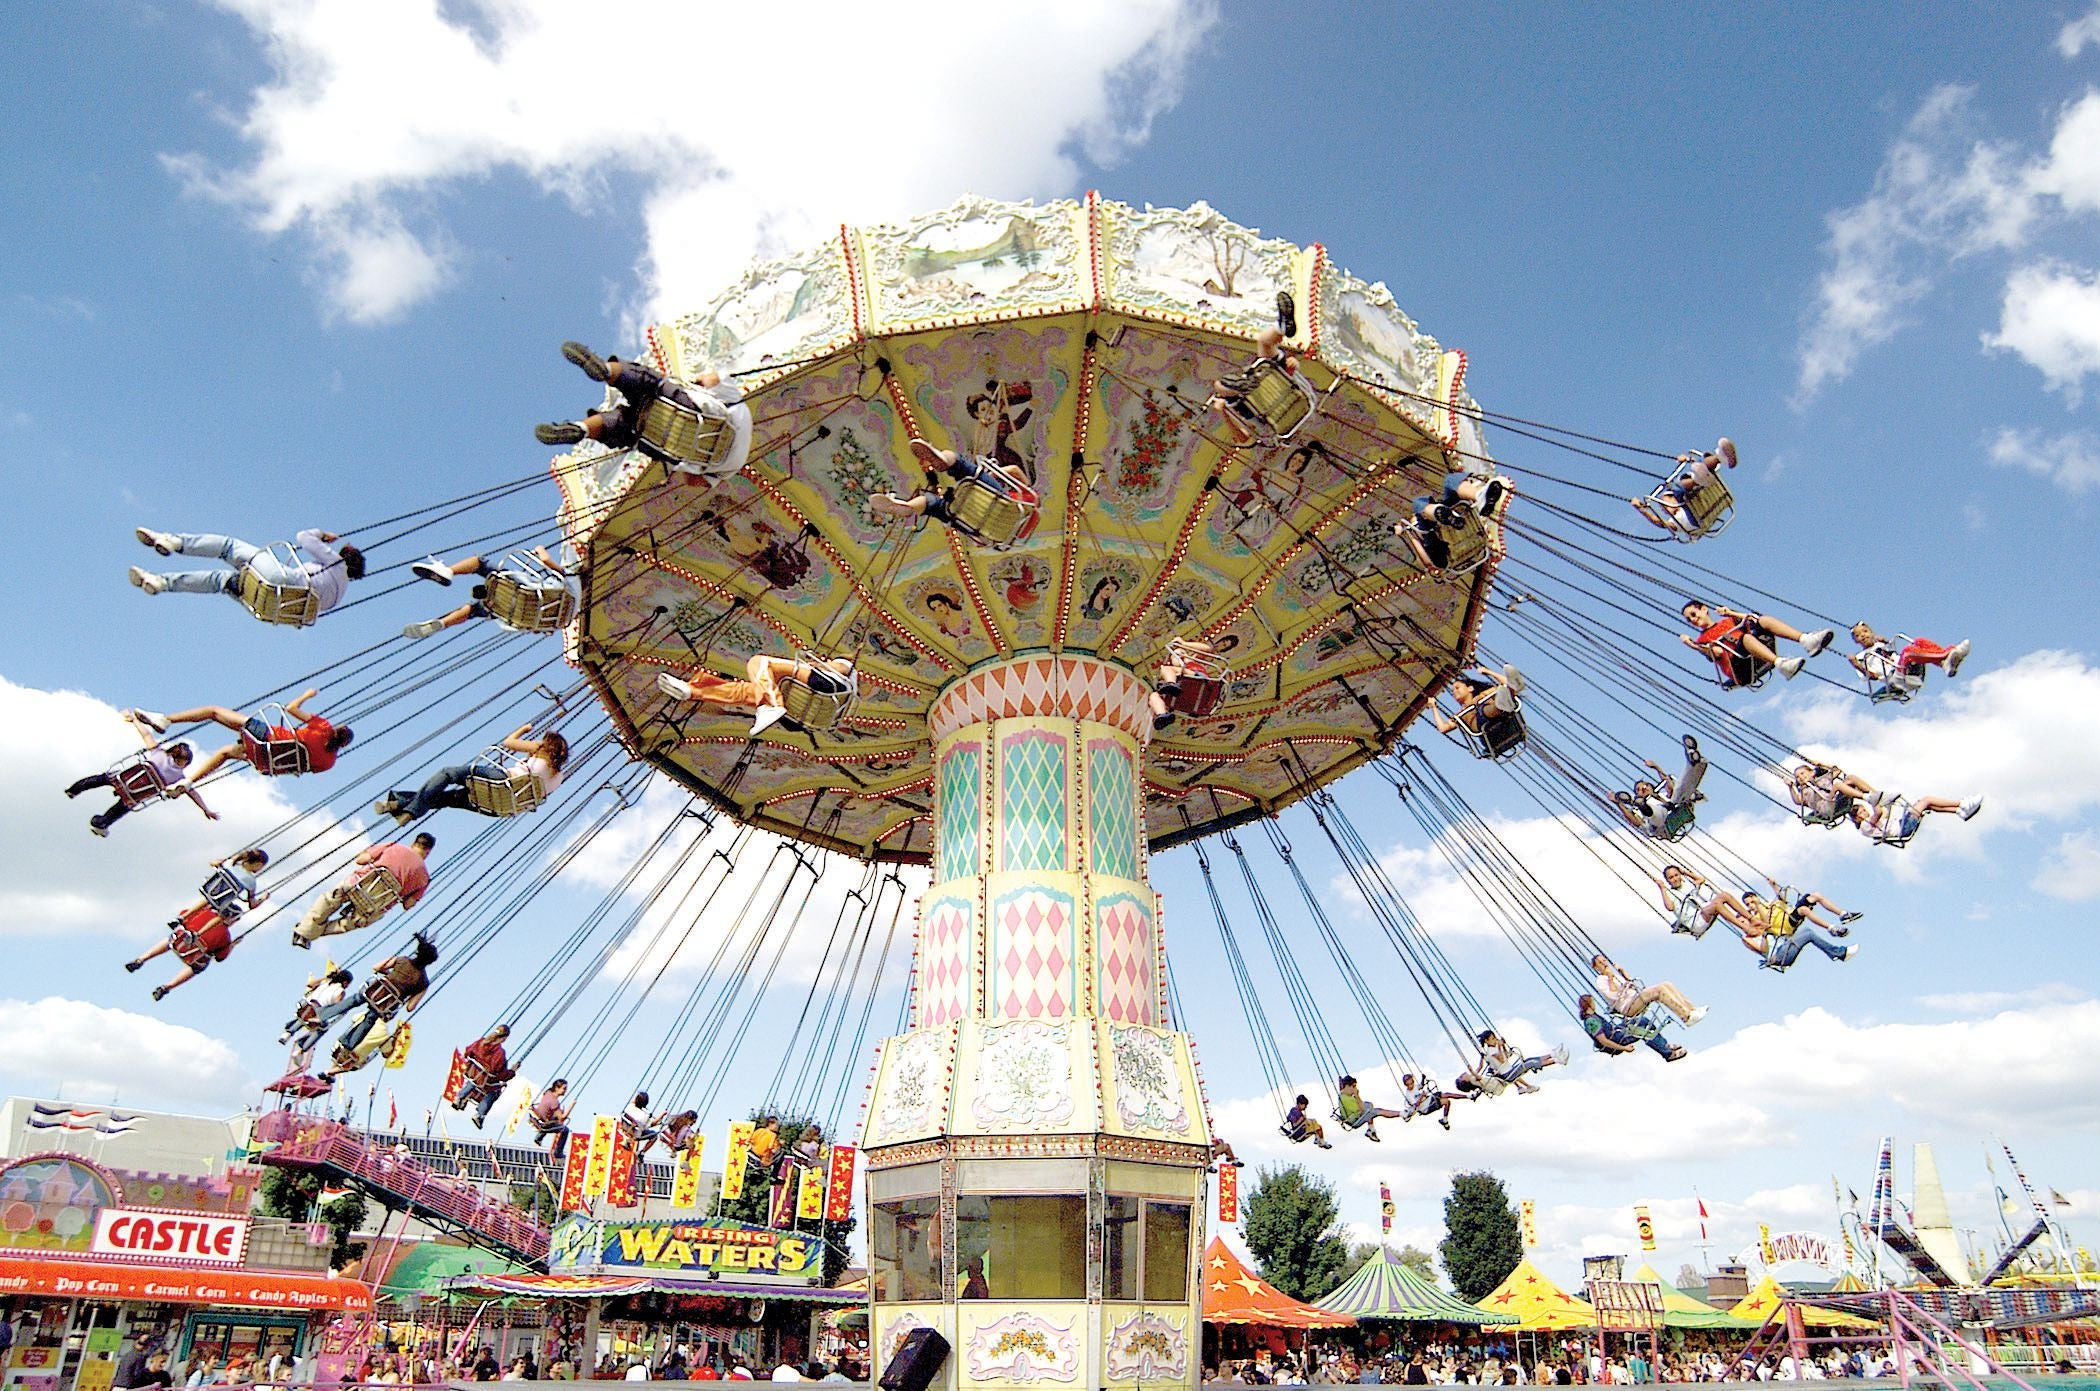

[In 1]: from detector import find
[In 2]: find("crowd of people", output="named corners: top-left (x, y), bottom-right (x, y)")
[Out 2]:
top-left (1210, 1340), bottom-right (1923, 1385)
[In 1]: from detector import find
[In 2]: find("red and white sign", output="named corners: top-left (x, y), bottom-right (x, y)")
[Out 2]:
top-left (92, 1208), bottom-right (250, 1267)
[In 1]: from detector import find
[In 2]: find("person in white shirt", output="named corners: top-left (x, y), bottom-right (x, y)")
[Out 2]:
top-left (376, 726), bottom-right (568, 823)
top-left (131, 526), bottom-right (364, 610)
top-left (770, 1364), bottom-right (803, 1382)
top-left (536, 342), bottom-right (753, 486)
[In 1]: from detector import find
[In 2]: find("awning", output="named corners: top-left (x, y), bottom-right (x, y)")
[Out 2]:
top-left (445, 1272), bottom-right (861, 1307)
top-left (1201, 1239), bottom-right (1356, 1329)
top-left (0, 1257), bottom-right (371, 1312)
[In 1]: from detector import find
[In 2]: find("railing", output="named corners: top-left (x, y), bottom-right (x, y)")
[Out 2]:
top-left (1741, 1289), bottom-right (2043, 1391)
top-left (254, 1112), bottom-right (550, 1263)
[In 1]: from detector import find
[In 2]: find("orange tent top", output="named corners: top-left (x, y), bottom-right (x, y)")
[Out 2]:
top-left (1202, 1237), bottom-right (1356, 1328)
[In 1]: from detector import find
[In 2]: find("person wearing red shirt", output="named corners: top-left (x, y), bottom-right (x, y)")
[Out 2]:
top-left (454, 1025), bottom-right (517, 1128)
top-left (132, 688), bottom-right (352, 781)
top-left (292, 833), bottom-right (436, 947)
top-left (125, 848), bottom-right (270, 1000)
top-left (1679, 600), bottom-right (1835, 687)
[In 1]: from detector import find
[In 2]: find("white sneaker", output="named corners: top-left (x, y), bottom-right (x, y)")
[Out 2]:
top-left (1869, 787), bottom-right (1893, 809)
top-left (1802, 628), bottom-right (1835, 657)
top-left (135, 527), bottom-right (178, 555)
top-left (1959, 796), bottom-right (1983, 821)
top-left (1550, 1045), bottom-right (1569, 1066)
top-left (1841, 944), bottom-right (1859, 962)
top-left (129, 567), bottom-right (167, 596)
top-left (1778, 656), bottom-right (1806, 679)
top-left (402, 619), bottom-right (444, 640)
top-left (1945, 640), bottom-right (1971, 677)
top-left (751, 705), bottom-right (789, 736)
top-left (1716, 438), bottom-right (1738, 469)
top-left (127, 708), bottom-right (171, 733)
top-left (1686, 1005), bottom-right (1709, 1026)
top-left (411, 558), bottom-right (455, 586)
top-left (1501, 664), bottom-right (1527, 695)
top-left (656, 673), bottom-right (695, 701)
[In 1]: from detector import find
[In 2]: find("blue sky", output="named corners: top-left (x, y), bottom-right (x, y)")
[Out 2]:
top-left (3, 1), bottom-right (2098, 1286)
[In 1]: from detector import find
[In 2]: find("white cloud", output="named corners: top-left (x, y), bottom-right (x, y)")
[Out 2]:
top-left (2060, 4), bottom-right (2100, 58)
top-left (2030, 90), bottom-right (2100, 212)
top-left (564, 780), bottom-right (923, 991)
top-left (1985, 260), bottom-right (2100, 396)
top-left (1797, 86), bottom-right (2037, 399)
top-left (171, 0), bottom-right (1217, 323)
top-left (1916, 983), bottom-right (2087, 1011)
top-left (1775, 650), bottom-right (2100, 844)
top-left (0, 996), bottom-right (252, 1111)
top-left (0, 676), bottom-right (356, 940)
top-left (2034, 828), bottom-right (2100, 899)
top-left (1987, 425), bottom-right (2100, 493)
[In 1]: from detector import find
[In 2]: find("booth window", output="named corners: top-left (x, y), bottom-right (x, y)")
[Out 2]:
top-left (870, 1197), bottom-right (942, 1302)
top-left (955, 1194), bottom-right (1086, 1299)
top-left (1102, 1195), bottom-right (1191, 1302)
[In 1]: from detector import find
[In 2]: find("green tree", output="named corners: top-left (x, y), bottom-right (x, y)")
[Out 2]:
top-left (1395, 1243), bottom-right (1437, 1281)
top-left (715, 1111), bottom-right (858, 1287)
top-left (1439, 1171), bottom-right (1522, 1301)
top-left (258, 1167), bottom-right (321, 1223)
top-left (1242, 1165), bottom-right (1349, 1300)
top-left (318, 1190), bottom-right (370, 1271)
top-left (510, 1179), bottom-right (560, 1226)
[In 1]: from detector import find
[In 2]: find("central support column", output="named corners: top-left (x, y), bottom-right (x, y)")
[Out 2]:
top-left (862, 656), bottom-right (1209, 1391)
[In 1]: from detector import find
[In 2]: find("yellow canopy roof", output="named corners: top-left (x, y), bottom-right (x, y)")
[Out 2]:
top-left (1729, 1274), bottom-right (1877, 1329)
top-left (1478, 1258), bottom-right (1597, 1330)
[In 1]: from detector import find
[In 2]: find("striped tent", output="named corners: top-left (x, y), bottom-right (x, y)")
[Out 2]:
top-left (1316, 1250), bottom-right (1518, 1324)
top-left (1628, 1263), bottom-right (1758, 1330)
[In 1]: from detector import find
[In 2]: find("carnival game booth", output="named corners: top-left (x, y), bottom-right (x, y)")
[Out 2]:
top-left (446, 1214), bottom-right (861, 1374)
top-left (0, 1154), bottom-right (369, 1391)
top-left (1200, 1239), bottom-right (1355, 1377)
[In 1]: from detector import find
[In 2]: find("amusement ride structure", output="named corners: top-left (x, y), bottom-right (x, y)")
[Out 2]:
top-left (95, 195), bottom-right (2015, 1391)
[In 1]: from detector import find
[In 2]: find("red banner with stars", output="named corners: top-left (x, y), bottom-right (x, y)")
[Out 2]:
top-left (1217, 1163), bottom-right (1239, 1224)
top-left (824, 1144), bottom-right (856, 1222)
top-left (557, 1128), bottom-right (591, 1212)
top-left (605, 1122), bottom-right (639, 1208)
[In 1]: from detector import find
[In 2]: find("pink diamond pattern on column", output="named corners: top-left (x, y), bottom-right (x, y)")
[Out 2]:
top-left (993, 888), bottom-right (1075, 1020)
top-left (1095, 893), bottom-right (1157, 1025)
top-left (914, 897), bottom-right (972, 1028)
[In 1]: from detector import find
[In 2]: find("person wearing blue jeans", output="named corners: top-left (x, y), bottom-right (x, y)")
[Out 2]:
top-left (870, 439), bottom-right (1037, 527)
top-left (1579, 994), bottom-right (1688, 1061)
top-left (129, 527), bottom-right (364, 611)
top-left (1745, 919), bottom-right (1856, 970)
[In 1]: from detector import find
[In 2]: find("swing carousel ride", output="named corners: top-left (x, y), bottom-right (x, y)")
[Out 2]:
top-left (94, 196), bottom-right (1984, 1391)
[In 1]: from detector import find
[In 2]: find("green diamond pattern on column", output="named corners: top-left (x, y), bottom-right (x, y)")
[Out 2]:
top-left (936, 741), bottom-right (982, 882)
top-left (999, 729), bottom-right (1068, 871)
top-left (1088, 739), bottom-right (1137, 880)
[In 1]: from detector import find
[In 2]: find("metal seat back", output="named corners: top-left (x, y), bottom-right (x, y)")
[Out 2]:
top-left (1234, 358), bottom-right (1317, 440)
top-left (484, 567), bottom-right (577, 633)
top-left (236, 547), bottom-right (321, 628)
top-left (947, 478), bottom-right (1034, 547)
top-left (345, 865), bottom-right (404, 919)
top-left (199, 867), bottom-right (249, 922)
top-left (465, 767), bottom-right (544, 817)
top-left (110, 759), bottom-right (174, 808)
top-left (638, 396), bottom-right (735, 468)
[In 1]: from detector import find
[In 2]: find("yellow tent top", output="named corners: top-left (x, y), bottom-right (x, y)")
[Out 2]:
top-left (1729, 1274), bottom-right (1877, 1329)
top-left (1478, 1258), bottom-right (1597, 1331)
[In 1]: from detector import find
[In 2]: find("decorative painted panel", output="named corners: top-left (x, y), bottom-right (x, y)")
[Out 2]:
top-left (997, 728), bottom-right (1069, 873)
top-left (962, 1308), bottom-right (1082, 1384)
top-left (1086, 737), bottom-right (1138, 881)
top-left (914, 894), bottom-right (975, 1030)
top-left (1105, 1025), bottom-right (1194, 1139)
top-left (969, 1021), bottom-right (1075, 1130)
top-left (866, 1028), bottom-right (955, 1146)
top-left (1093, 892), bottom-right (1156, 1026)
top-left (1103, 1309), bottom-right (1190, 1385)
top-left (990, 883), bottom-right (1077, 1020)
top-left (935, 738), bottom-right (984, 884)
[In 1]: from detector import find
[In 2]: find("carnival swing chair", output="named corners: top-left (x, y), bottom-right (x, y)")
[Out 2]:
top-left (1643, 465), bottom-right (1735, 543)
top-left (1616, 790), bottom-right (1697, 842)
top-left (775, 652), bottom-right (860, 733)
top-left (241, 705), bottom-right (315, 776)
top-left (1161, 638), bottom-right (1230, 720)
top-left (1418, 501), bottom-right (1495, 578)
top-left (235, 542), bottom-right (323, 628)
top-left (1215, 354), bottom-right (1330, 445)
top-left (1695, 622), bottom-right (1778, 692)
top-left (169, 865), bottom-right (259, 969)
top-left (101, 751), bottom-right (186, 811)
top-left (943, 468), bottom-right (1043, 550)
top-left (341, 860), bottom-right (406, 922)
top-left (1790, 764), bottom-right (1857, 829)
top-left (481, 548), bottom-right (581, 633)
top-left (1434, 674), bottom-right (1528, 763)
top-left (634, 388), bottom-right (741, 475)
top-left (463, 747), bottom-right (551, 818)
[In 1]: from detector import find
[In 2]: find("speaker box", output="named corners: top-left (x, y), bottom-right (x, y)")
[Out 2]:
top-left (879, 1326), bottom-right (950, 1391)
